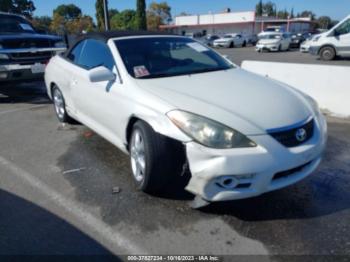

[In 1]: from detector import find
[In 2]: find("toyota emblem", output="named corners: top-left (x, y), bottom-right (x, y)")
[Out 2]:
top-left (295, 128), bottom-right (307, 142)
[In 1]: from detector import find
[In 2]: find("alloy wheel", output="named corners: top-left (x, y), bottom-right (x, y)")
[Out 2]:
top-left (130, 130), bottom-right (146, 183)
top-left (53, 89), bottom-right (65, 120)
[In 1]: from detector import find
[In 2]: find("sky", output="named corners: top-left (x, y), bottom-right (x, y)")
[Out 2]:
top-left (34, 0), bottom-right (349, 21)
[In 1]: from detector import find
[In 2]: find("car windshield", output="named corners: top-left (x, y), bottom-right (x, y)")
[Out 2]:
top-left (260, 34), bottom-right (282, 39)
top-left (224, 35), bottom-right (233, 38)
top-left (115, 37), bottom-right (234, 79)
top-left (0, 15), bottom-right (35, 33)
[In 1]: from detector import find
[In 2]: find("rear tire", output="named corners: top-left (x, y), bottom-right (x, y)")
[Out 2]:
top-left (52, 86), bottom-right (75, 124)
top-left (129, 121), bottom-right (185, 193)
top-left (320, 46), bottom-right (336, 61)
top-left (242, 41), bottom-right (247, 47)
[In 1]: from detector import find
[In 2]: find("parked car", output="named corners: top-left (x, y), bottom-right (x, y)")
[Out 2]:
top-left (199, 35), bottom-right (220, 47)
top-left (258, 26), bottom-right (286, 38)
top-left (0, 12), bottom-right (67, 82)
top-left (213, 33), bottom-right (246, 48)
top-left (290, 33), bottom-right (306, 48)
top-left (245, 34), bottom-right (259, 46)
top-left (256, 33), bottom-right (291, 52)
top-left (45, 32), bottom-right (327, 207)
top-left (309, 14), bottom-right (350, 60)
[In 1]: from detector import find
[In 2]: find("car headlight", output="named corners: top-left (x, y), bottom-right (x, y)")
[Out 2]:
top-left (167, 110), bottom-right (257, 149)
top-left (313, 36), bottom-right (321, 42)
top-left (55, 41), bottom-right (66, 48)
top-left (305, 95), bottom-right (320, 114)
top-left (0, 53), bottom-right (9, 60)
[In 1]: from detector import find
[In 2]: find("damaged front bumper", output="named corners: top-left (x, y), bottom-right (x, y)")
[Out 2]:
top-left (184, 114), bottom-right (327, 202)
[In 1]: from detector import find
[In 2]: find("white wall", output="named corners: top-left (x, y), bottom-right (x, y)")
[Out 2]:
top-left (175, 15), bottom-right (198, 26)
top-left (175, 11), bottom-right (255, 26)
top-left (241, 61), bottom-right (350, 117)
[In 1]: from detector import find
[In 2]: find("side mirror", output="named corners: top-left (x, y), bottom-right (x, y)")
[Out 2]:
top-left (88, 66), bottom-right (115, 83)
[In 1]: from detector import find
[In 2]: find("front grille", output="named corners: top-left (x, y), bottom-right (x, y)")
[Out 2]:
top-left (269, 119), bottom-right (314, 147)
top-left (273, 161), bottom-right (312, 180)
top-left (9, 51), bottom-right (53, 61)
top-left (2, 38), bottom-right (52, 49)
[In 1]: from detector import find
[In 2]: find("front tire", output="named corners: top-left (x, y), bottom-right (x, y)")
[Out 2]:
top-left (320, 46), bottom-right (336, 61)
top-left (52, 86), bottom-right (74, 123)
top-left (229, 42), bottom-right (234, 48)
top-left (129, 121), bottom-right (184, 193)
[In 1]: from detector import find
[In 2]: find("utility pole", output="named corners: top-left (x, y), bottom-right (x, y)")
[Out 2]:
top-left (103, 0), bottom-right (110, 31)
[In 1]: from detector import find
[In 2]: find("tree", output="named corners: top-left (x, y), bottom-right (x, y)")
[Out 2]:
top-left (31, 16), bottom-right (52, 32)
top-left (109, 8), bottom-right (119, 19)
top-left (95, 0), bottom-right (104, 30)
top-left (255, 0), bottom-right (263, 16)
top-left (317, 16), bottom-right (332, 29)
top-left (50, 13), bottom-right (94, 34)
top-left (110, 10), bottom-right (137, 30)
top-left (136, 0), bottom-right (147, 30)
top-left (53, 4), bottom-right (82, 21)
top-left (50, 13), bottom-right (66, 34)
top-left (290, 8), bottom-right (294, 19)
top-left (66, 15), bottom-right (94, 34)
top-left (0, 0), bottom-right (35, 18)
top-left (147, 2), bottom-right (171, 30)
top-left (299, 10), bottom-right (316, 20)
top-left (262, 1), bottom-right (275, 17)
top-left (277, 9), bottom-right (289, 19)
top-left (0, 0), bottom-right (13, 12)
top-left (96, 0), bottom-right (118, 31)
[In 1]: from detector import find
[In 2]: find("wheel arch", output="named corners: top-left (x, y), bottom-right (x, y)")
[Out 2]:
top-left (124, 113), bottom-right (191, 151)
top-left (48, 82), bottom-right (57, 99)
top-left (318, 44), bottom-right (338, 55)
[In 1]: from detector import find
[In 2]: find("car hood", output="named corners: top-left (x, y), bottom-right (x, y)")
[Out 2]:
top-left (134, 68), bottom-right (312, 135)
top-left (0, 33), bottom-right (62, 41)
top-left (215, 38), bottom-right (231, 42)
top-left (258, 39), bottom-right (281, 45)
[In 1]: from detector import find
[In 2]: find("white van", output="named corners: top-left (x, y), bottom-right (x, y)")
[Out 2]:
top-left (309, 15), bottom-right (350, 60)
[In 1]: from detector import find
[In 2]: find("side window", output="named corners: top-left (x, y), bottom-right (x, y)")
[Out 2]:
top-left (335, 19), bottom-right (350, 36)
top-left (283, 33), bottom-right (290, 39)
top-left (67, 41), bottom-right (85, 64)
top-left (77, 39), bottom-right (115, 71)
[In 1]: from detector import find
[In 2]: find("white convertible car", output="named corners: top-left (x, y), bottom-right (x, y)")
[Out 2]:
top-left (45, 32), bottom-right (327, 207)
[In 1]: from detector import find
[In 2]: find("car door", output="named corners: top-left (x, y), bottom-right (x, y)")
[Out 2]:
top-left (70, 39), bottom-right (125, 145)
top-left (59, 41), bottom-right (86, 114)
top-left (282, 34), bottom-right (291, 50)
top-left (236, 35), bottom-right (244, 46)
top-left (333, 18), bottom-right (350, 56)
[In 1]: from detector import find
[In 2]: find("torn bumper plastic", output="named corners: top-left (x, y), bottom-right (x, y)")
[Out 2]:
top-left (185, 114), bottom-right (327, 202)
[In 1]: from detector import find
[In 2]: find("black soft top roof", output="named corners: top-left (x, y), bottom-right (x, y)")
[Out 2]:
top-left (75, 30), bottom-right (177, 43)
top-left (64, 30), bottom-right (178, 57)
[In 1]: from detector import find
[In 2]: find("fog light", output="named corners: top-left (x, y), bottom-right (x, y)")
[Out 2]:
top-left (0, 72), bottom-right (8, 79)
top-left (235, 174), bottom-right (255, 180)
top-left (216, 176), bottom-right (239, 189)
top-left (0, 54), bottom-right (9, 60)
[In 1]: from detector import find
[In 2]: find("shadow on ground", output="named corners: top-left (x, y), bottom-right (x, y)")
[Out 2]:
top-left (0, 189), bottom-right (120, 260)
top-left (0, 81), bottom-right (50, 104)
